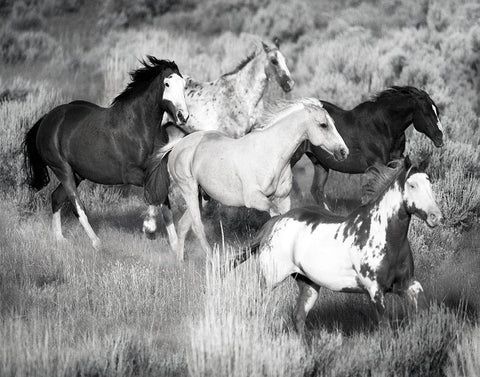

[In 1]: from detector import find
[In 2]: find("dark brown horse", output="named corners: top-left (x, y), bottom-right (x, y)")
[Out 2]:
top-left (23, 57), bottom-right (188, 250)
top-left (292, 86), bottom-right (444, 206)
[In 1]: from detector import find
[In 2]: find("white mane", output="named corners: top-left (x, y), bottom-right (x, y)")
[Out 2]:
top-left (256, 98), bottom-right (324, 131)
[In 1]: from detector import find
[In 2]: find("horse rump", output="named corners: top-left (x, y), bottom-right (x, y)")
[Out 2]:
top-left (23, 116), bottom-right (50, 191)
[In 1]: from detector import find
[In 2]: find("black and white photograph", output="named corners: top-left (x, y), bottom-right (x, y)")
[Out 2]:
top-left (0, 0), bottom-right (479, 375)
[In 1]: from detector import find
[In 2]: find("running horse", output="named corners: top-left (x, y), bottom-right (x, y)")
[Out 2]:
top-left (234, 157), bottom-right (442, 336)
top-left (292, 86), bottom-right (444, 206)
top-left (23, 57), bottom-right (188, 250)
top-left (169, 38), bottom-right (295, 138)
top-left (162, 98), bottom-right (349, 260)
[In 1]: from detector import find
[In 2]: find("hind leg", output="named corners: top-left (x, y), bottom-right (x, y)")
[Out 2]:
top-left (293, 275), bottom-right (320, 337)
top-left (142, 205), bottom-right (158, 239)
top-left (160, 197), bottom-right (178, 252)
top-left (51, 175), bottom-right (83, 243)
top-left (175, 209), bottom-right (193, 261)
top-left (51, 184), bottom-right (69, 243)
top-left (50, 164), bottom-right (101, 250)
top-left (400, 279), bottom-right (427, 313)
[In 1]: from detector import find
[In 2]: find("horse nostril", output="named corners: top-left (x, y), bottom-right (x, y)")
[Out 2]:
top-left (177, 111), bottom-right (185, 122)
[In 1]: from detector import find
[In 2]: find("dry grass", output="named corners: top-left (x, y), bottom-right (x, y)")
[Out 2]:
top-left (0, 1), bottom-right (479, 375)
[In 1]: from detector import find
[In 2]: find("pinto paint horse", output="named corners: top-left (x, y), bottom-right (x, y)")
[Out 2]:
top-left (23, 57), bottom-right (188, 250)
top-left (291, 86), bottom-right (444, 206)
top-left (166, 38), bottom-right (294, 138)
top-left (234, 158), bottom-right (442, 335)
top-left (162, 98), bottom-right (349, 260)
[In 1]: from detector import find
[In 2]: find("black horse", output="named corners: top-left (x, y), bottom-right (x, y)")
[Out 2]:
top-left (23, 57), bottom-right (189, 250)
top-left (292, 86), bottom-right (444, 205)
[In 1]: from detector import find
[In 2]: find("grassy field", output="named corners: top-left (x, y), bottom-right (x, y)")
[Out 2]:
top-left (1, 0), bottom-right (480, 376)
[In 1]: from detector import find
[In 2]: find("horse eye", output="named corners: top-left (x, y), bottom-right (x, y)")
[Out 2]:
top-left (320, 123), bottom-right (328, 129)
top-left (271, 58), bottom-right (278, 65)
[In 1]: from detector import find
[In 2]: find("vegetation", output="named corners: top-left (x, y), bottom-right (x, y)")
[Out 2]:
top-left (0, 0), bottom-right (479, 376)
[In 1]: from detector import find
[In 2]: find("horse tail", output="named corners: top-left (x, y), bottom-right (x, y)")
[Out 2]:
top-left (157, 137), bottom-right (181, 160)
top-left (232, 216), bottom-right (281, 268)
top-left (23, 116), bottom-right (50, 191)
top-left (144, 152), bottom-right (170, 206)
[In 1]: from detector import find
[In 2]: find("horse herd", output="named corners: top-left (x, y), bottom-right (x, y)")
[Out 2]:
top-left (23, 39), bottom-right (445, 332)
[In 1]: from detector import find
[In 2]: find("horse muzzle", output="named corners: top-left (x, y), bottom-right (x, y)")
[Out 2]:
top-left (176, 110), bottom-right (189, 125)
top-left (333, 146), bottom-right (349, 161)
top-left (426, 210), bottom-right (443, 228)
top-left (281, 78), bottom-right (295, 92)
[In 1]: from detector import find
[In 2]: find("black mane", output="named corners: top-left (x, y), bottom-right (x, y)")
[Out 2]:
top-left (111, 56), bottom-right (180, 105)
top-left (372, 86), bottom-right (432, 105)
top-left (361, 160), bottom-right (406, 205)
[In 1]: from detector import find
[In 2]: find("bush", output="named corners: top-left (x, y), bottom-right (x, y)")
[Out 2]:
top-left (0, 28), bottom-right (59, 64)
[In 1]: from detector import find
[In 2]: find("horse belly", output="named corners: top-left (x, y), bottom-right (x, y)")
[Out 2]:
top-left (296, 229), bottom-right (360, 291)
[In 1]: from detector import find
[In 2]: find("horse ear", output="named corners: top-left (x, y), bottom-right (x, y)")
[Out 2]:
top-left (418, 156), bottom-right (430, 172)
top-left (273, 37), bottom-right (280, 48)
top-left (262, 41), bottom-right (271, 53)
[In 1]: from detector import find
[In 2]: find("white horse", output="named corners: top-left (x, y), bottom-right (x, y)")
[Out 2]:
top-left (162, 98), bottom-right (349, 260)
top-left (234, 158), bottom-right (443, 336)
top-left (143, 38), bottom-right (295, 239)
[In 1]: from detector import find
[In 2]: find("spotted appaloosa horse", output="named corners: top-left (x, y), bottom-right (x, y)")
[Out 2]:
top-left (291, 86), bottom-right (444, 206)
top-left (162, 98), bottom-right (349, 260)
top-left (24, 57), bottom-right (188, 250)
top-left (234, 157), bottom-right (442, 335)
top-left (165, 38), bottom-right (294, 138)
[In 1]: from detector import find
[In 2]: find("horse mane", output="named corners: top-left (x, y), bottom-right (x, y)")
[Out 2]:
top-left (256, 98), bottom-right (324, 130)
top-left (111, 56), bottom-right (180, 106)
top-left (361, 160), bottom-right (405, 205)
top-left (371, 86), bottom-right (432, 105)
top-left (221, 50), bottom-right (258, 78)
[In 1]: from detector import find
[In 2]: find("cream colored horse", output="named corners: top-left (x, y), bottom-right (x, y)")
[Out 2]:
top-left (161, 98), bottom-right (349, 260)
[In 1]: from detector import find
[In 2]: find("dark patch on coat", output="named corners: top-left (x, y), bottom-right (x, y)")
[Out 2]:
top-left (285, 206), bottom-right (348, 231)
top-left (359, 263), bottom-right (375, 280)
top-left (342, 212), bottom-right (372, 249)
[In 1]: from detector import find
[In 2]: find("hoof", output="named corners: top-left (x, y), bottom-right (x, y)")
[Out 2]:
top-left (92, 238), bottom-right (102, 251)
top-left (145, 230), bottom-right (157, 240)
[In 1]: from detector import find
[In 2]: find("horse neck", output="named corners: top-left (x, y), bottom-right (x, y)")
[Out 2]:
top-left (111, 86), bottom-right (163, 137)
top-left (255, 107), bottom-right (309, 163)
top-left (363, 181), bottom-right (410, 245)
top-left (226, 51), bottom-right (268, 113)
top-left (380, 98), bottom-right (415, 139)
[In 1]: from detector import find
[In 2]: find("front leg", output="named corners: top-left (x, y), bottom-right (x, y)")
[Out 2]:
top-left (308, 156), bottom-right (330, 207)
top-left (366, 281), bottom-right (388, 326)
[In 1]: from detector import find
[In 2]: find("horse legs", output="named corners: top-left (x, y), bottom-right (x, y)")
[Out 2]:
top-left (400, 279), bottom-right (427, 313)
top-left (160, 197), bottom-right (178, 252)
top-left (366, 282), bottom-right (387, 326)
top-left (51, 175), bottom-right (83, 244)
top-left (178, 182), bottom-right (211, 257)
top-left (142, 205), bottom-right (158, 239)
top-left (176, 209), bottom-right (193, 261)
top-left (308, 155), bottom-right (330, 207)
top-left (51, 184), bottom-right (69, 243)
top-left (50, 164), bottom-right (101, 250)
top-left (293, 275), bottom-right (320, 337)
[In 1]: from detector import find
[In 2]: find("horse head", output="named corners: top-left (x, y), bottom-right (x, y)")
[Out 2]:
top-left (303, 99), bottom-right (349, 161)
top-left (161, 64), bottom-right (189, 126)
top-left (411, 89), bottom-right (444, 147)
top-left (402, 156), bottom-right (443, 227)
top-left (262, 38), bottom-right (295, 92)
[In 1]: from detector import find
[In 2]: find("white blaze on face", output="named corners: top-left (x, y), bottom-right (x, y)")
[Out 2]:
top-left (431, 104), bottom-right (443, 132)
top-left (404, 173), bottom-right (441, 225)
top-left (275, 51), bottom-right (292, 79)
top-left (163, 74), bottom-right (188, 124)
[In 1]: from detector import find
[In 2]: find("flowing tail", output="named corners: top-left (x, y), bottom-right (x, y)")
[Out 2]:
top-left (23, 116), bottom-right (50, 191)
top-left (232, 216), bottom-right (280, 268)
